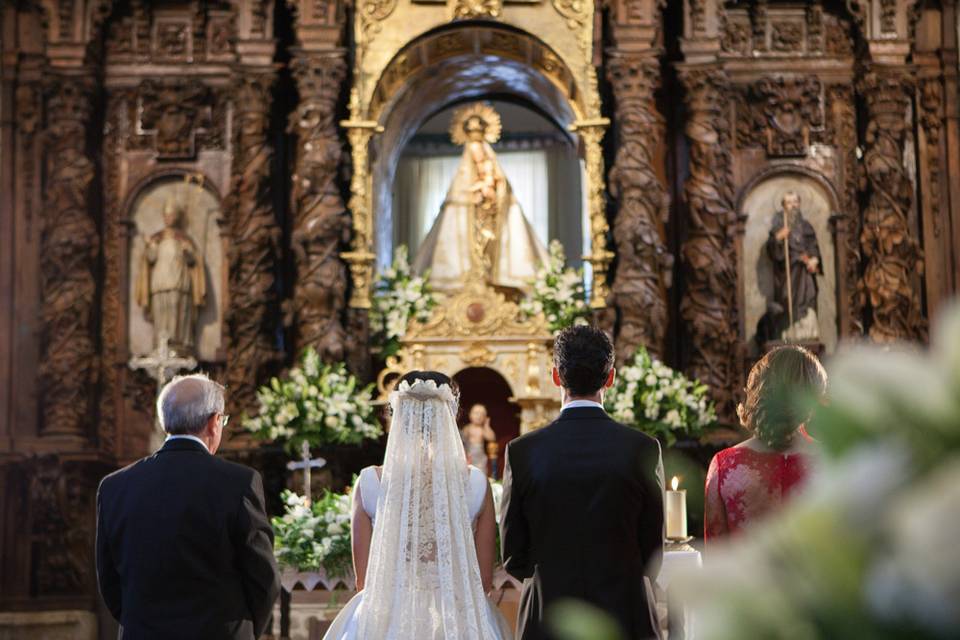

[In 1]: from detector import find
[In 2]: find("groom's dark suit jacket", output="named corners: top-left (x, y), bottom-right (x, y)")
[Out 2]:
top-left (96, 438), bottom-right (280, 640)
top-left (501, 406), bottom-right (665, 640)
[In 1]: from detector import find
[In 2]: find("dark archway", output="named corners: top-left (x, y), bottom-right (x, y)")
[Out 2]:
top-left (453, 367), bottom-right (521, 477)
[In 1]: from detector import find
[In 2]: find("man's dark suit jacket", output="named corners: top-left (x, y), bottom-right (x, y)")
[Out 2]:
top-left (500, 406), bottom-right (665, 640)
top-left (96, 438), bottom-right (281, 639)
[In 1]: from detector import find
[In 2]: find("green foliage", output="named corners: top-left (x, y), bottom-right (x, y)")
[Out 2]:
top-left (548, 600), bottom-right (625, 640)
top-left (520, 240), bottom-right (591, 333)
top-left (272, 489), bottom-right (353, 577)
top-left (604, 346), bottom-right (716, 445)
top-left (243, 348), bottom-right (382, 454)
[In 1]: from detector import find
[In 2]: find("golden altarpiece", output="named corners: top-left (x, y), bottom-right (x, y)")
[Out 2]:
top-left (340, 0), bottom-right (615, 432)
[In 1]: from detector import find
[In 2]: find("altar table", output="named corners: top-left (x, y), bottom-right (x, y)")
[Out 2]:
top-left (657, 546), bottom-right (703, 640)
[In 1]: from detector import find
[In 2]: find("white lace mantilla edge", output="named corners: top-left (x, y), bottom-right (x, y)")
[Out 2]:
top-left (388, 379), bottom-right (458, 406)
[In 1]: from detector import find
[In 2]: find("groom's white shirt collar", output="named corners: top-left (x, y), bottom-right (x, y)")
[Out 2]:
top-left (562, 399), bottom-right (605, 411)
top-left (165, 434), bottom-right (210, 453)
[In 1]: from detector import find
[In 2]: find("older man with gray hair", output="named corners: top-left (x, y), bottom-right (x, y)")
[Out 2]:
top-left (96, 373), bottom-right (280, 639)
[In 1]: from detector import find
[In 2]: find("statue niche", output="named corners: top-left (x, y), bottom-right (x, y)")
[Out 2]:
top-left (128, 177), bottom-right (224, 360)
top-left (758, 190), bottom-right (823, 343)
top-left (741, 174), bottom-right (838, 355)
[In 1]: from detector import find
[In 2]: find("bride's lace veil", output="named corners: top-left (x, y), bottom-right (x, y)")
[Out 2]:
top-left (356, 372), bottom-right (499, 639)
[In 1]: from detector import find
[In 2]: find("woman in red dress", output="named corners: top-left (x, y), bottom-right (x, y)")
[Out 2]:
top-left (705, 346), bottom-right (827, 542)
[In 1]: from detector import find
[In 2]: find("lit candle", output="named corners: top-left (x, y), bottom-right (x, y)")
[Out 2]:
top-left (665, 476), bottom-right (688, 540)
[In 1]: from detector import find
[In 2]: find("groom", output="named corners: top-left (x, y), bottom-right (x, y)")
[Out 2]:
top-left (501, 325), bottom-right (665, 639)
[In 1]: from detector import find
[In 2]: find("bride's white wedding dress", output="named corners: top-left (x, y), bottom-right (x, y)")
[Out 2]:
top-left (323, 380), bottom-right (512, 640)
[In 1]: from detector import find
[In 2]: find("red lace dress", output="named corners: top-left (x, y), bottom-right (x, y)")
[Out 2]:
top-left (704, 444), bottom-right (812, 542)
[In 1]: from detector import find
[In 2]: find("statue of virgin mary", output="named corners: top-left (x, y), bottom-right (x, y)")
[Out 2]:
top-left (412, 103), bottom-right (549, 293)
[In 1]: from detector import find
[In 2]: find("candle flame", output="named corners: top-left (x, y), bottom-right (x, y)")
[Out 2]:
top-left (671, 476), bottom-right (679, 491)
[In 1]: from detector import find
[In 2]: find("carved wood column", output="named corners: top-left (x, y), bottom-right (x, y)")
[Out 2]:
top-left (7, 78), bottom-right (42, 441)
top-left (38, 75), bottom-right (99, 439)
top-left (825, 83), bottom-right (864, 336)
top-left (944, 3), bottom-right (960, 295)
top-left (98, 88), bottom-right (134, 456)
top-left (857, 70), bottom-right (927, 342)
top-left (287, 50), bottom-right (351, 362)
top-left (912, 0), bottom-right (960, 317)
top-left (0, 76), bottom-right (15, 447)
top-left (226, 72), bottom-right (281, 412)
top-left (916, 73), bottom-right (949, 314)
top-left (606, 52), bottom-right (672, 362)
top-left (678, 67), bottom-right (739, 416)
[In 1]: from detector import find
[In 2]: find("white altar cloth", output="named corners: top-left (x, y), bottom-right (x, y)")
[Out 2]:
top-left (656, 547), bottom-right (703, 640)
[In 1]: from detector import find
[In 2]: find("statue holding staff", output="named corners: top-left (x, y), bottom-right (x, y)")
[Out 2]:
top-left (758, 190), bottom-right (822, 343)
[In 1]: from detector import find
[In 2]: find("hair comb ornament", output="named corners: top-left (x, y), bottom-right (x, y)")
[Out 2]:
top-left (388, 379), bottom-right (458, 415)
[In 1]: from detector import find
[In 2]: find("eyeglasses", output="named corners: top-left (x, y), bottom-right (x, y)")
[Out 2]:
top-left (212, 412), bottom-right (230, 428)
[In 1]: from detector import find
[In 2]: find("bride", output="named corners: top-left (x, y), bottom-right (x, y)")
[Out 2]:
top-left (323, 371), bottom-right (512, 640)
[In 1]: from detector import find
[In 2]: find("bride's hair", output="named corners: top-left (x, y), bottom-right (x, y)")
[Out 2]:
top-left (399, 370), bottom-right (454, 388)
top-left (397, 370), bottom-right (460, 410)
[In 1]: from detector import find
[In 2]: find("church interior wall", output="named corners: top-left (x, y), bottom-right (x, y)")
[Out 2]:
top-left (0, 0), bottom-right (959, 635)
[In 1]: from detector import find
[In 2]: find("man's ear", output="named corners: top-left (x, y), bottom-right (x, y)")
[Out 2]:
top-left (552, 367), bottom-right (562, 388)
top-left (203, 413), bottom-right (219, 438)
top-left (604, 367), bottom-right (616, 389)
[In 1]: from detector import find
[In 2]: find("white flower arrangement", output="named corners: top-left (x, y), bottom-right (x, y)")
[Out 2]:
top-left (604, 346), bottom-right (716, 444)
top-left (272, 489), bottom-right (353, 576)
top-left (243, 347), bottom-right (382, 454)
top-left (490, 479), bottom-right (504, 524)
top-left (490, 479), bottom-right (504, 560)
top-left (370, 246), bottom-right (439, 357)
top-left (520, 240), bottom-right (591, 333)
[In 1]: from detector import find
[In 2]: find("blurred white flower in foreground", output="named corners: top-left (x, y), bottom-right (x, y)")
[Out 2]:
top-left (674, 304), bottom-right (960, 640)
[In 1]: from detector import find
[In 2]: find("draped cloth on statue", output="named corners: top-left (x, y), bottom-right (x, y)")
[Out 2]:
top-left (411, 137), bottom-right (548, 293)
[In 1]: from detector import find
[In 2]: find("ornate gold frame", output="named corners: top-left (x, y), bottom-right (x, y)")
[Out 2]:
top-left (341, 4), bottom-right (610, 309)
top-left (375, 279), bottom-right (560, 433)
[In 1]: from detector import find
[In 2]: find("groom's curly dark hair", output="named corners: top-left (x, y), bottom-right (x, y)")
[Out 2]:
top-left (553, 325), bottom-right (615, 396)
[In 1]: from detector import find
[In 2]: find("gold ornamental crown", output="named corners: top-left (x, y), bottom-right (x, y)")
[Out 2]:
top-left (449, 102), bottom-right (502, 146)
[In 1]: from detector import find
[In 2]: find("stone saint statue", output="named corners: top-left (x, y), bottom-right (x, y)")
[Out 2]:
top-left (412, 103), bottom-right (549, 293)
top-left (135, 199), bottom-right (206, 352)
top-left (461, 403), bottom-right (497, 476)
top-left (758, 191), bottom-right (822, 344)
